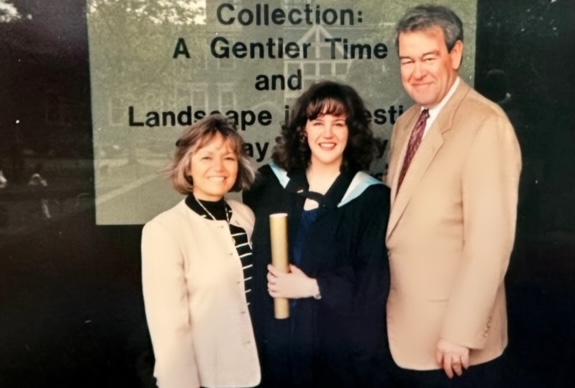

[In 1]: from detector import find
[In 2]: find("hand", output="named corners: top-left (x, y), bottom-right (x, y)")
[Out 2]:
top-left (436, 338), bottom-right (470, 378)
top-left (267, 264), bottom-right (319, 299)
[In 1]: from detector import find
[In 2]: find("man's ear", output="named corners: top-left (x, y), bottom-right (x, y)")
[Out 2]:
top-left (450, 40), bottom-right (464, 70)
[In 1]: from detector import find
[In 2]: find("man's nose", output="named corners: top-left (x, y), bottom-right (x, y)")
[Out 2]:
top-left (413, 62), bottom-right (426, 78)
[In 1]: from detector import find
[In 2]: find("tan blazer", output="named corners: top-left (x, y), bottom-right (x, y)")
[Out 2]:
top-left (385, 80), bottom-right (522, 370)
top-left (142, 199), bottom-right (260, 388)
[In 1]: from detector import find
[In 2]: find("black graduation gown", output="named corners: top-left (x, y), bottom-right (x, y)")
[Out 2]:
top-left (243, 164), bottom-right (392, 388)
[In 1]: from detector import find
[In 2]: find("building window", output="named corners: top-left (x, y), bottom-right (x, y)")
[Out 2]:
top-left (218, 86), bottom-right (236, 112)
top-left (335, 63), bottom-right (348, 76)
top-left (176, 88), bottom-right (191, 108)
top-left (319, 62), bottom-right (332, 76)
top-left (192, 89), bottom-right (208, 110)
top-left (175, 85), bottom-right (208, 110)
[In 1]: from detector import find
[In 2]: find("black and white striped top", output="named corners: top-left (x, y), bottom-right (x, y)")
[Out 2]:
top-left (185, 195), bottom-right (253, 306)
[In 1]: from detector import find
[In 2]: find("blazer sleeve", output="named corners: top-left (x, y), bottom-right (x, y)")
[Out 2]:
top-left (141, 219), bottom-right (200, 388)
top-left (440, 113), bottom-right (522, 349)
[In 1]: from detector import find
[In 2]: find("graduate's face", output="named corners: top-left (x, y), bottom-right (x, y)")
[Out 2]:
top-left (305, 112), bottom-right (349, 170)
top-left (398, 26), bottom-right (463, 108)
top-left (188, 133), bottom-right (238, 201)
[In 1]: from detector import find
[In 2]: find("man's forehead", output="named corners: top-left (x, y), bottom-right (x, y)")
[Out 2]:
top-left (398, 27), bottom-right (450, 56)
top-left (399, 26), bottom-right (445, 43)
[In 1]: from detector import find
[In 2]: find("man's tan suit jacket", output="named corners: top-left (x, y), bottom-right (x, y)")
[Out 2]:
top-left (386, 80), bottom-right (522, 370)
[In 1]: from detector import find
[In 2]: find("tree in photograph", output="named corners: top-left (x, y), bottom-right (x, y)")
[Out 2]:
top-left (0, 0), bottom-right (21, 23)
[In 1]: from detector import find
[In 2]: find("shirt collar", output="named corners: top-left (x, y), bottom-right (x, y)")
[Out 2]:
top-left (423, 77), bottom-right (460, 135)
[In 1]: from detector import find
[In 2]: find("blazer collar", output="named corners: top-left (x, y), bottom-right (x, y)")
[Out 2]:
top-left (387, 81), bottom-right (471, 239)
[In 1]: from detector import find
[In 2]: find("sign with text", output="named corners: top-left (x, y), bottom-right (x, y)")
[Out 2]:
top-left (87, 0), bottom-right (477, 224)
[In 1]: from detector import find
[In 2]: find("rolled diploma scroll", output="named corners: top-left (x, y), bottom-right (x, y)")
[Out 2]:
top-left (269, 213), bottom-right (290, 319)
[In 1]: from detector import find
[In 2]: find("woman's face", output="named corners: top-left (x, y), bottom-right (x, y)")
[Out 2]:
top-left (305, 112), bottom-right (349, 170)
top-left (188, 132), bottom-right (238, 201)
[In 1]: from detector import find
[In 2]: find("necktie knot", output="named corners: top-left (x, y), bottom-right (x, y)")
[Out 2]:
top-left (419, 108), bottom-right (430, 123)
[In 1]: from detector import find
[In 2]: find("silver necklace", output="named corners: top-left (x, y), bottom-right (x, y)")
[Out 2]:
top-left (193, 194), bottom-right (230, 223)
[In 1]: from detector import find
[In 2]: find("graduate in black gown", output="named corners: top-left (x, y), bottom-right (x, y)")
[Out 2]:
top-left (243, 80), bottom-right (392, 388)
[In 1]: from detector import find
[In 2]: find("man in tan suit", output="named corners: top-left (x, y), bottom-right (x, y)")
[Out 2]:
top-left (385, 5), bottom-right (521, 387)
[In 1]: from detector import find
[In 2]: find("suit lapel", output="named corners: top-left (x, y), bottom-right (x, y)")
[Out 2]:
top-left (387, 81), bottom-right (471, 239)
top-left (389, 109), bottom-right (420, 202)
top-left (387, 128), bottom-right (444, 237)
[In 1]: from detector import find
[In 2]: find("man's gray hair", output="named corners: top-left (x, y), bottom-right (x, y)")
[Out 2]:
top-left (394, 4), bottom-right (464, 52)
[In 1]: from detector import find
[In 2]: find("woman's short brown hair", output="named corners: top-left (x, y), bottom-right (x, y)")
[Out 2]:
top-left (167, 114), bottom-right (256, 195)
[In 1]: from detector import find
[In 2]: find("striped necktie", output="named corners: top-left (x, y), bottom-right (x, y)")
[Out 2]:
top-left (397, 108), bottom-right (430, 192)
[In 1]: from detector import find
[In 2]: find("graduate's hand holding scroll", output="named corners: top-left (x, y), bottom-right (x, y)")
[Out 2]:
top-left (267, 264), bottom-right (320, 299)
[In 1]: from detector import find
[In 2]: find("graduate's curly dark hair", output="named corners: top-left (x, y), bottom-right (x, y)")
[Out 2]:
top-left (271, 80), bottom-right (376, 173)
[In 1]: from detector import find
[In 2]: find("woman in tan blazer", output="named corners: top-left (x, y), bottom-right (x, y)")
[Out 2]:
top-left (141, 114), bottom-right (260, 388)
